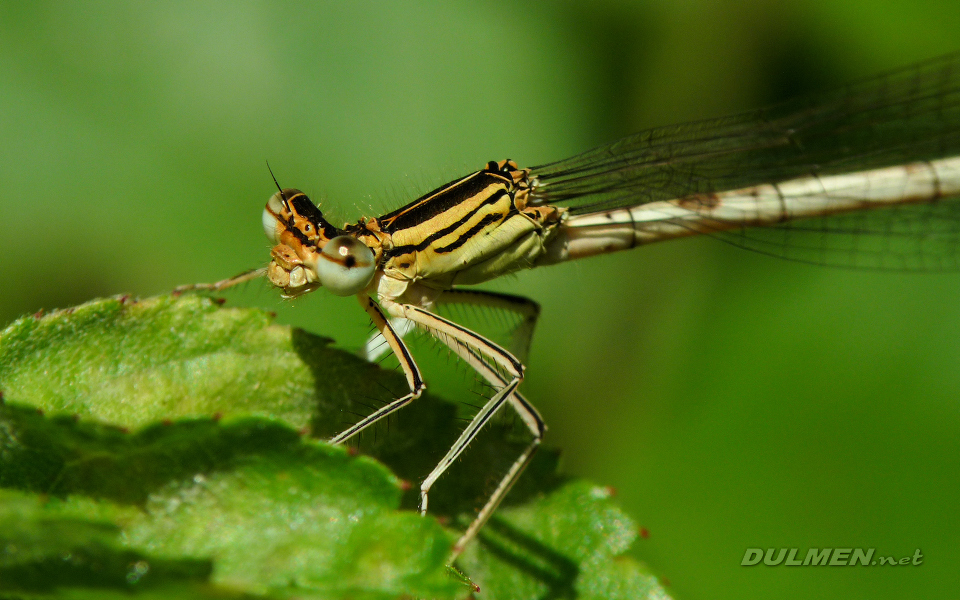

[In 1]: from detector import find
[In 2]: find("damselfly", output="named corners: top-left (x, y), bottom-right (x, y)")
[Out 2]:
top-left (180, 52), bottom-right (960, 560)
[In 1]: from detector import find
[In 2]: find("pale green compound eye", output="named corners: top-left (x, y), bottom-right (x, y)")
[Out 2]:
top-left (314, 235), bottom-right (376, 296)
top-left (262, 192), bottom-right (286, 243)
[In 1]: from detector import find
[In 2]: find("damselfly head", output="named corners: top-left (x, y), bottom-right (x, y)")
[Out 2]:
top-left (262, 188), bottom-right (339, 246)
top-left (262, 188), bottom-right (375, 297)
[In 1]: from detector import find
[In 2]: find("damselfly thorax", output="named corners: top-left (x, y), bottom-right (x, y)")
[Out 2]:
top-left (179, 51), bottom-right (960, 562)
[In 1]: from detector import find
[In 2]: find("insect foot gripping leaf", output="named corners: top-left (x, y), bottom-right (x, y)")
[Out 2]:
top-left (0, 294), bottom-right (669, 600)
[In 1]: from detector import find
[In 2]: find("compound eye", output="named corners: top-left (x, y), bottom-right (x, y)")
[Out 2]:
top-left (262, 191), bottom-right (286, 243)
top-left (314, 236), bottom-right (375, 296)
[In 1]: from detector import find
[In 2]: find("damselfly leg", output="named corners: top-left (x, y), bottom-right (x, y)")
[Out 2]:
top-left (376, 292), bottom-right (545, 557)
top-left (364, 290), bottom-right (540, 364)
top-left (173, 268), bottom-right (267, 294)
top-left (327, 296), bottom-right (426, 443)
top-left (358, 289), bottom-right (545, 555)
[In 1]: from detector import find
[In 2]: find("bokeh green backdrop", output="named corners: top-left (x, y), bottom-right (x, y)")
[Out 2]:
top-left (2, 1), bottom-right (958, 598)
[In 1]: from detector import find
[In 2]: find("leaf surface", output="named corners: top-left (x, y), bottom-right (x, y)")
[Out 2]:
top-left (0, 295), bottom-right (669, 599)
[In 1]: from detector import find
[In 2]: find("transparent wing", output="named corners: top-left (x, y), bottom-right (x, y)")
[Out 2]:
top-left (529, 53), bottom-right (960, 270)
top-left (709, 201), bottom-right (960, 271)
top-left (531, 53), bottom-right (960, 212)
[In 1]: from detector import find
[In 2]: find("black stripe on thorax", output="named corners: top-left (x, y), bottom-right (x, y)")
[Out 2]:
top-left (384, 189), bottom-right (511, 258)
top-left (432, 211), bottom-right (511, 254)
top-left (379, 169), bottom-right (511, 233)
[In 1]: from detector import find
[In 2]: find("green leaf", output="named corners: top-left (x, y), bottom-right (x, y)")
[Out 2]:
top-left (0, 295), bottom-right (669, 599)
top-left (0, 488), bottom-right (219, 599)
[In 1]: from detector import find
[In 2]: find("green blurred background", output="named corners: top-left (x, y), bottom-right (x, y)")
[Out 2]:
top-left (2, 1), bottom-right (958, 598)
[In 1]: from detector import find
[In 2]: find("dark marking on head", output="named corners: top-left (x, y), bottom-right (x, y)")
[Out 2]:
top-left (283, 188), bottom-right (343, 241)
top-left (288, 191), bottom-right (324, 222)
